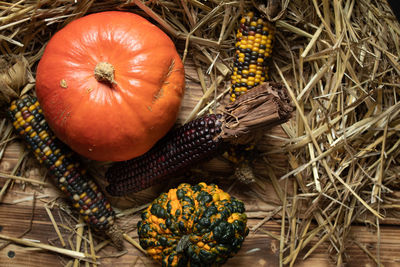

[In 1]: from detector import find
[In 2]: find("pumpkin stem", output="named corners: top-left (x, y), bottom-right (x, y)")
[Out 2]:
top-left (94, 62), bottom-right (116, 85)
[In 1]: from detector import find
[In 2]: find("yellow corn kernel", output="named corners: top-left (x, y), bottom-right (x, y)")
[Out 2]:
top-left (15, 111), bottom-right (22, 118)
top-left (10, 104), bottom-right (17, 111)
top-left (38, 130), bottom-right (46, 137)
top-left (43, 146), bottom-right (51, 155)
top-left (28, 104), bottom-right (36, 112)
top-left (55, 160), bottom-right (62, 167)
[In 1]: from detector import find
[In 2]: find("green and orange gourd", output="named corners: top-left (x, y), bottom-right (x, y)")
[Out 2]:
top-left (137, 182), bottom-right (249, 266)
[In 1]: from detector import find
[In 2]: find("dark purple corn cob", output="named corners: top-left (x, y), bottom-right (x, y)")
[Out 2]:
top-left (105, 114), bottom-right (225, 196)
top-left (105, 82), bottom-right (294, 197)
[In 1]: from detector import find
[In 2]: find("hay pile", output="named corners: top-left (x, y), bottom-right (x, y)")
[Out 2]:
top-left (1, 0), bottom-right (400, 266)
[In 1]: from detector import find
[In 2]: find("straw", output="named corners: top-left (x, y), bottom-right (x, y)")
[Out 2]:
top-left (0, 0), bottom-right (400, 266)
top-left (0, 234), bottom-right (94, 262)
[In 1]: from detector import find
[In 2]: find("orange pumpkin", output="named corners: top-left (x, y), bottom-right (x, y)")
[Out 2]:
top-left (35, 11), bottom-right (185, 162)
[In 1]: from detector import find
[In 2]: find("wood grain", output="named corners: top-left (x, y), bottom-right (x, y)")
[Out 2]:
top-left (1, 203), bottom-right (400, 266)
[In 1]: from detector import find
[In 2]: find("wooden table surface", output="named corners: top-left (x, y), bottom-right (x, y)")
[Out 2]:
top-left (1, 188), bottom-right (400, 267)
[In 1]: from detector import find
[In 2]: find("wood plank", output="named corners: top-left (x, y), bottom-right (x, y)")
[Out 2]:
top-left (1, 203), bottom-right (400, 266)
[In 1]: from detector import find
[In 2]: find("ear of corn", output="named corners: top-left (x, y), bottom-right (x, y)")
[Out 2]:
top-left (227, 12), bottom-right (276, 180)
top-left (106, 82), bottom-right (293, 196)
top-left (105, 114), bottom-right (225, 196)
top-left (230, 11), bottom-right (275, 102)
top-left (7, 95), bottom-right (122, 247)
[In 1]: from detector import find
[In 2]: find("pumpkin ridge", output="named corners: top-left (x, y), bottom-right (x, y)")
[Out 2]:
top-left (152, 58), bottom-right (178, 104)
top-left (122, 48), bottom-right (181, 85)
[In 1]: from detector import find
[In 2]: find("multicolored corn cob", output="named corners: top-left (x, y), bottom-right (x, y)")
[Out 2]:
top-left (106, 82), bottom-right (293, 196)
top-left (7, 95), bottom-right (123, 247)
top-left (226, 12), bottom-right (276, 181)
top-left (230, 11), bottom-right (275, 102)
